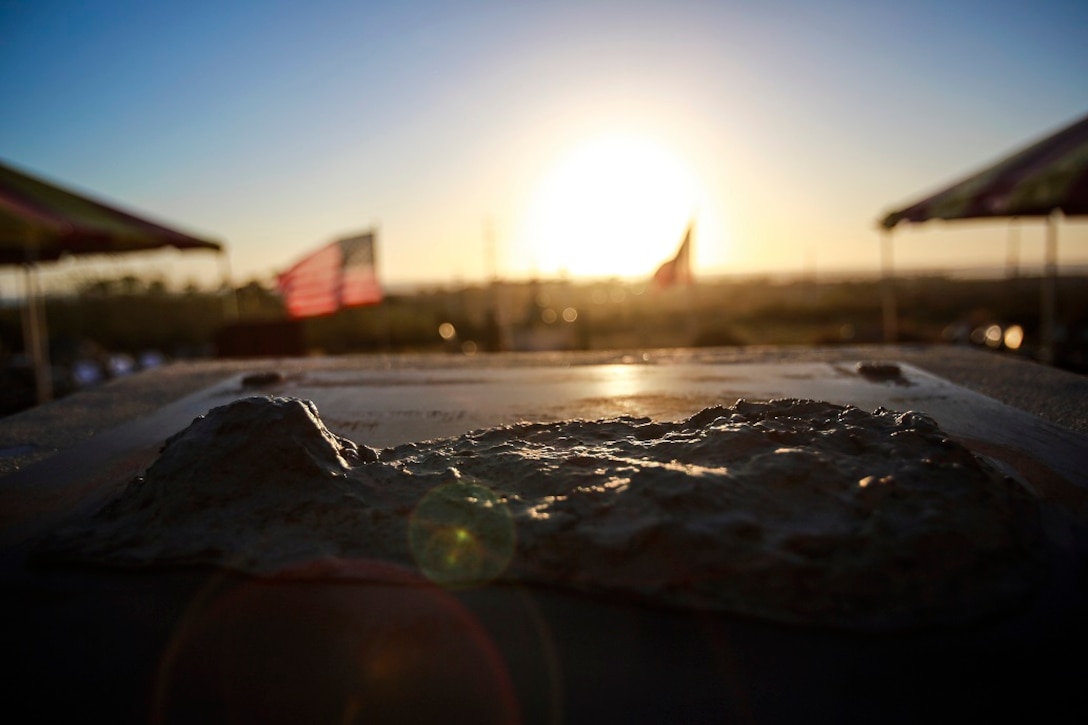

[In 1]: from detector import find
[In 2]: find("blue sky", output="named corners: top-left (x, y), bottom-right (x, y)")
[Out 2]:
top-left (2, 0), bottom-right (1086, 289)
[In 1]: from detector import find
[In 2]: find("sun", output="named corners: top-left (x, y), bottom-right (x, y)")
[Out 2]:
top-left (517, 133), bottom-right (704, 279)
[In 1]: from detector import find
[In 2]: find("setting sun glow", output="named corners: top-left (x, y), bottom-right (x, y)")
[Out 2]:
top-left (517, 134), bottom-right (707, 279)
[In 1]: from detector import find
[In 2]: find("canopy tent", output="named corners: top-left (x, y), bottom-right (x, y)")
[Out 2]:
top-left (0, 160), bottom-right (224, 404)
top-left (878, 112), bottom-right (1088, 360)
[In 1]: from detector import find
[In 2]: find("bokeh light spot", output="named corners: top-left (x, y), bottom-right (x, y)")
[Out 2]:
top-left (1003, 324), bottom-right (1024, 350)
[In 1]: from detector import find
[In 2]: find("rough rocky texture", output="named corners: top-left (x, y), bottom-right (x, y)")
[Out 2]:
top-left (37, 395), bottom-right (1046, 630)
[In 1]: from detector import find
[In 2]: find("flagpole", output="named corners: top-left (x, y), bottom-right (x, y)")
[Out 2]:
top-left (219, 248), bottom-right (238, 322)
top-left (374, 224), bottom-right (391, 353)
top-left (483, 218), bottom-right (509, 351)
top-left (684, 220), bottom-right (697, 344)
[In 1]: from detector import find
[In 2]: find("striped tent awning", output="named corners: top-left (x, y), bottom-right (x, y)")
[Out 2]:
top-left (0, 160), bottom-right (225, 405)
top-left (0, 160), bottom-right (222, 265)
top-left (881, 112), bottom-right (1088, 229)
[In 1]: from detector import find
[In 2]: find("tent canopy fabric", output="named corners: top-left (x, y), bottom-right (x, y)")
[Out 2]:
top-left (0, 160), bottom-right (224, 406)
top-left (881, 112), bottom-right (1088, 229)
top-left (0, 160), bottom-right (221, 265)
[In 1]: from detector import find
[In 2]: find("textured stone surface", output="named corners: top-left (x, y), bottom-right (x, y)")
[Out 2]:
top-left (38, 395), bottom-right (1046, 631)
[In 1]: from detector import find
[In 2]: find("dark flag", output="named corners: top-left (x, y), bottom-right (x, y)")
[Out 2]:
top-left (653, 224), bottom-right (693, 289)
top-left (278, 231), bottom-right (382, 318)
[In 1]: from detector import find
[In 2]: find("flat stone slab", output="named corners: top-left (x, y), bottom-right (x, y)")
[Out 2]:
top-left (3, 359), bottom-right (1085, 544)
top-left (2, 358), bottom-right (1087, 723)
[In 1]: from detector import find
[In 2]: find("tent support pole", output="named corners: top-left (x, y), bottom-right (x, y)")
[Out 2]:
top-left (1006, 220), bottom-right (1020, 279)
top-left (880, 230), bottom-right (897, 343)
top-left (1040, 213), bottom-right (1058, 365)
top-left (21, 263), bottom-right (52, 405)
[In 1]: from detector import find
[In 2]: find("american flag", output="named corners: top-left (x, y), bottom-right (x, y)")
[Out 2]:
top-left (278, 231), bottom-right (382, 318)
top-left (652, 224), bottom-right (693, 289)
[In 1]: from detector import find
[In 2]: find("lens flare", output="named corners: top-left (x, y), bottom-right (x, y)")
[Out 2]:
top-left (153, 560), bottom-right (519, 723)
top-left (409, 480), bottom-right (515, 587)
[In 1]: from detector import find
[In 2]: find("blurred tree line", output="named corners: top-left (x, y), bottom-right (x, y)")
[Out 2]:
top-left (1, 272), bottom-right (1085, 366)
top-left (3, 270), bottom-right (1083, 416)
